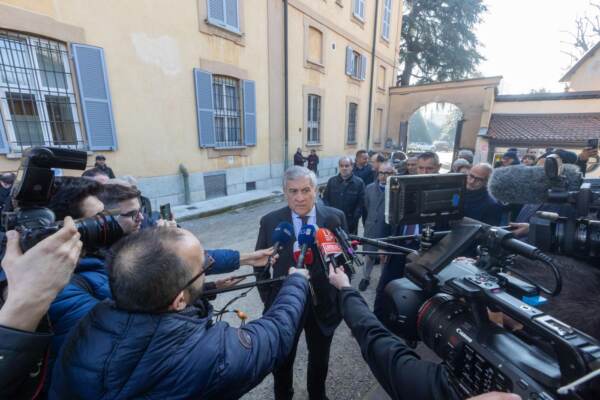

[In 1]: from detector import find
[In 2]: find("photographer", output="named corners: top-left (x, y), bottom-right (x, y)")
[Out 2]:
top-left (328, 265), bottom-right (521, 400)
top-left (50, 227), bottom-right (310, 399)
top-left (0, 219), bottom-right (82, 398)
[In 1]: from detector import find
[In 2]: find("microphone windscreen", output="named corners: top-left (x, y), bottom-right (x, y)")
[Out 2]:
top-left (323, 214), bottom-right (342, 230)
top-left (298, 224), bottom-right (316, 246)
top-left (489, 164), bottom-right (582, 204)
top-left (273, 222), bottom-right (294, 245)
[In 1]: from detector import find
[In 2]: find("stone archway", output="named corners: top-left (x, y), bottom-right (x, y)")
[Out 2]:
top-left (386, 77), bottom-right (501, 157)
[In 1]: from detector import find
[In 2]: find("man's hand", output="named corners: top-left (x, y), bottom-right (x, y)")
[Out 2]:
top-left (288, 267), bottom-right (309, 279)
top-left (240, 247), bottom-right (278, 266)
top-left (509, 222), bottom-right (529, 237)
top-left (328, 264), bottom-right (350, 289)
top-left (468, 392), bottom-right (521, 400)
top-left (156, 218), bottom-right (177, 228)
top-left (579, 147), bottom-right (598, 162)
top-left (214, 275), bottom-right (246, 290)
top-left (0, 217), bottom-right (83, 332)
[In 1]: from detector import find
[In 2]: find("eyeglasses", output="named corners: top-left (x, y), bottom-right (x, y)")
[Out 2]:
top-left (379, 171), bottom-right (395, 176)
top-left (467, 173), bottom-right (486, 183)
top-left (119, 209), bottom-right (142, 222)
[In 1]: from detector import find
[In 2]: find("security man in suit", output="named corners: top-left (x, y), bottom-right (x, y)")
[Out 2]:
top-left (255, 166), bottom-right (348, 400)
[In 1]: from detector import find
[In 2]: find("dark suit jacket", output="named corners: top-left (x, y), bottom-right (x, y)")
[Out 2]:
top-left (255, 205), bottom-right (348, 336)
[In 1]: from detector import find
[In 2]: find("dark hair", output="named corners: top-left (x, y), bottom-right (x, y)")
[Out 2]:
top-left (374, 153), bottom-right (386, 163)
top-left (95, 155), bottom-right (106, 160)
top-left (107, 227), bottom-right (191, 312)
top-left (98, 183), bottom-right (141, 210)
top-left (82, 167), bottom-right (109, 179)
top-left (356, 149), bottom-right (368, 158)
top-left (417, 151), bottom-right (440, 165)
top-left (48, 177), bottom-right (103, 220)
top-left (0, 172), bottom-right (15, 184)
top-left (521, 154), bottom-right (536, 162)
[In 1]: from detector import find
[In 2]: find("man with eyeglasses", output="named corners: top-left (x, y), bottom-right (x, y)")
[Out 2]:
top-left (50, 227), bottom-right (311, 399)
top-left (463, 163), bottom-right (505, 226)
top-left (359, 162), bottom-right (395, 291)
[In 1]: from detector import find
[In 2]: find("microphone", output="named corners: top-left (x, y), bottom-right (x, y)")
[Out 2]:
top-left (348, 234), bottom-right (418, 255)
top-left (293, 247), bottom-right (318, 306)
top-left (323, 215), bottom-right (362, 268)
top-left (489, 164), bottom-right (582, 204)
top-left (262, 222), bottom-right (294, 278)
top-left (293, 248), bottom-right (314, 266)
top-left (296, 224), bottom-right (316, 269)
top-left (315, 228), bottom-right (347, 274)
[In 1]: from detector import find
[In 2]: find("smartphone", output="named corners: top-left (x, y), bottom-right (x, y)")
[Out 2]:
top-left (160, 203), bottom-right (173, 221)
top-left (587, 138), bottom-right (599, 149)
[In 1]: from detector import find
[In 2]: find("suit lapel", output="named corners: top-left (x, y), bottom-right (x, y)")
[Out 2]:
top-left (316, 205), bottom-right (325, 228)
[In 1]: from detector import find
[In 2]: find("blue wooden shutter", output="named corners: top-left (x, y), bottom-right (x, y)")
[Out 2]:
top-left (208, 0), bottom-right (225, 24)
top-left (0, 115), bottom-right (9, 154)
top-left (194, 68), bottom-right (216, 147)
top-left (360, 54), bottom-right (367, 80)
top-left (225, 0), bottom-right (239, 31)
top-left (71, 44), bottom-right (118, 151)
top-left (345, 46), bottom-right (354, 76)
top-left (243, 80), bottom-right (257, 146)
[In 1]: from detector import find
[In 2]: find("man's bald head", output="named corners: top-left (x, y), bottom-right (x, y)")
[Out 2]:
top-left (466, 163), bottom-right (493, 191)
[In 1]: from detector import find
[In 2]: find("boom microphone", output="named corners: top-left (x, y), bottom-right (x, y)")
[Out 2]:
top-left (296, 224), bottom-right (316, 269)
top-left (489, 164), bottom-right (582, 204)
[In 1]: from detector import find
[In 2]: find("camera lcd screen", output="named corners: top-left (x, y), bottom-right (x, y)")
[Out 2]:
top-left (385, 173), bottom-right (466, 226)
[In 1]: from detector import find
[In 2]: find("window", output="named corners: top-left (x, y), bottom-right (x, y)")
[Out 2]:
top-left (307, 94), bottom-right (321, 144)
top-left (212, 75), bottom-right (242, 147)
top-left (347, 102), bottom-right (358, 144)
top-left (378, 65), bottom-right (386, 89)
top-left (345, 46), bottom-right (367, 80)
top-left (374, 108), bottom-right (383, 144)
top-left (207, 0), bottom-right (240, 33)
top-left (307, 26), bottom-right (323, 65)
top-left (381, 0), bottom-right (392, 40)
top-left (353, 0), bottom-right (366, 20)
top-left (0, 31), bottom-right (84, 152)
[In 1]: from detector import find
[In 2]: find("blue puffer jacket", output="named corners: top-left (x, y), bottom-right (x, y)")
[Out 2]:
top-left (49, 274), bottom-right (309, 400)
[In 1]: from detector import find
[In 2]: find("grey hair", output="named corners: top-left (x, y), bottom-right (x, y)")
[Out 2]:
top-left (119, 175), bottom-right (138, 187)
top-left (283, 166), bottom-right (317, 188)
top-left (452, 158), bottom-right (470, 171)
top-left (338, 156), bottom-right (353, 165)
top-left (473, 162), bottom-right (493, 175)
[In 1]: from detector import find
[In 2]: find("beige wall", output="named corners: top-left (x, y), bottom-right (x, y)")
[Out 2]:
top-left (387, 77), bottom-right (501, 150)
top-left (567, 48), bottom-right (600, 92)
top-left (492, 98), bottom-right (600, 114)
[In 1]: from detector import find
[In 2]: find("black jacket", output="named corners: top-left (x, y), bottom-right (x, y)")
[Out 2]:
top-left (294, 152), bottom-right (305, 166)
top-left (340, 287), bottom-right (460, 400)
top-left (463, 188), bottom-right (505, 226)
top-left (255, 205), bottom-right (348, 336)
top-left (353, 164), bottom-right (375, 186)
top-left (94, 163), bottom-right (115, 179)
top-left (322, 174), bottom-right (365, 232)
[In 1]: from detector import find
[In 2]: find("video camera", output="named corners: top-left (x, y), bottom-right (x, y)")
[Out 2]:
top-left (383, 174), bottom-right (600, 399)
top-left (1, 147), bottom-right (124, 252)
top-left (528, 155), bottom-right (600, 259)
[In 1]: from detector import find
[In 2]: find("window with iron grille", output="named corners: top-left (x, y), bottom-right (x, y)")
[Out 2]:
top-left (307, 94), bottom-right (321, 144)
top-left (0, 30), bottom-right (84, 152)
top-left (347, 102), bottom-right (357, 144)
top-left (212, 75), bottom-right (242, 147)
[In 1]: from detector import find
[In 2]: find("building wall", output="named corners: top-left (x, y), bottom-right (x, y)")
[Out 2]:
top-left (0, 0), bottom-right (404, 207)
top-left (492, 98), bottom-right (600, 114)
top-left (566, 47), bottom-right (600, 92)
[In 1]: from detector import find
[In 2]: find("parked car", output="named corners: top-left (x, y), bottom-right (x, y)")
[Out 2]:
top-left (433, 140), bottom-right (450, 151)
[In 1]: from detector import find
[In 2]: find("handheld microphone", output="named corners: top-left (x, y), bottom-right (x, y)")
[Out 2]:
top-left (262, 222), bottom-right (294, 278)
top-left (293, 248), bottom-right (314, 266)
top-left (293, 247), bottom-right (318, 306)
top-left (315, 228), bottom-right (346, 274)
top-left (323, 215), bottom-right (362, 269)
top-left (296, 224), bottom-right (316, 269)
top-left (489, 164), bottom-right (582, 204)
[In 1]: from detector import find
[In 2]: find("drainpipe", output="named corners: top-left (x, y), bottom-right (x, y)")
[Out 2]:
top-left (283, 0), bottom-right (289, 170)
top-left (179, 164), bottom-right (191, 205)
top-left (366, 0), bottom-right (380, 151)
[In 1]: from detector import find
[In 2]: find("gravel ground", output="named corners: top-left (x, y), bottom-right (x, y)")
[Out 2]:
top-left (181, 197), bottom-right (438, 400)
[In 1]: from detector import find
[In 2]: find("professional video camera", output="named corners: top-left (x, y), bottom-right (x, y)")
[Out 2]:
top-left (382, 173), bottom-right (600, 399)
top-left (1, 147), bottom-right (123, 252)
top-left (528, 154), bottom-right (600, 259)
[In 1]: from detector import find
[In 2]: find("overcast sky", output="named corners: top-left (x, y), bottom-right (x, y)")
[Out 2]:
top-left (476, 0), bottom-right (597, 94)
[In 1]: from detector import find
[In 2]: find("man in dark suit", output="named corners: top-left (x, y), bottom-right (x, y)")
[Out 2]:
top-left (255, 166), bottom-right (348, 400)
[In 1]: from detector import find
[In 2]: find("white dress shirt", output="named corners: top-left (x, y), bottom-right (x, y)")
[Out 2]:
top-left (291, 206), bottom-right (318, 252)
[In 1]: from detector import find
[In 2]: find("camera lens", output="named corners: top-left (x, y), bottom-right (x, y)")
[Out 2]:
top-left (75, 213), bottom-right (124, 249)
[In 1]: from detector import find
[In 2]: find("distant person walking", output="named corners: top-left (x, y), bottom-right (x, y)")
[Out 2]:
top-left (322, 157), bottom-right (365, 234)
top-left (293, 148), bottom-right (306, 167)
top-left (94, 155), bottom-right (116, 179)
top-left (307, 149), bottom-right (319, 175)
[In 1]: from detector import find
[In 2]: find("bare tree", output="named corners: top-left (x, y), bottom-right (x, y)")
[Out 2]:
top-left (562, 2), bottom-right (600, 64)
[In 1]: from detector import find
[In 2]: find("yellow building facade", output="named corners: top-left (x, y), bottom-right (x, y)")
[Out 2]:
top-left (0, 0), bottom-right (403, 206)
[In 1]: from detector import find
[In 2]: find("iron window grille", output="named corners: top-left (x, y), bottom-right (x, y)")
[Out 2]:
top-left (212, 75), bottom-right (242, 147)
top-left (307, 94), bottom-right (321, 144)
top-left (0, 30), bottom-right (85, 153)
top-left (347, 102), bottom-right (358, 144)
